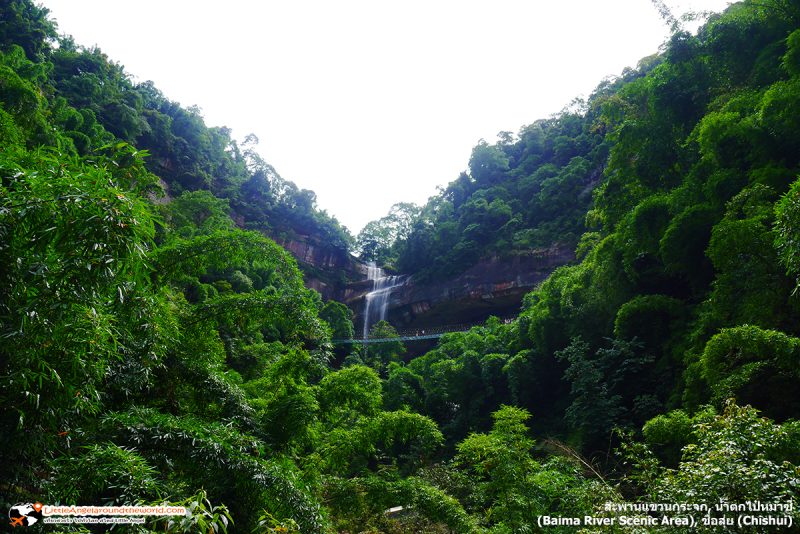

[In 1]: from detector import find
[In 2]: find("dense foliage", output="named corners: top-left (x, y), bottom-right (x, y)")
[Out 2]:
top-left (356, 70), bottom-right (657, 279)
top-left (7, 1), bottom-right (352, 253)
top-left (2, 0), bottom-right (800, 532)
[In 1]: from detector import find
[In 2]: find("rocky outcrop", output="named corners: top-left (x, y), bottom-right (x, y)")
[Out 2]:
top-left (279, 237), bottom-right (356, 272)
top-left (345, 244), bottom-right (574, 329)
top-left (277, 236), bottom-right (366, 300)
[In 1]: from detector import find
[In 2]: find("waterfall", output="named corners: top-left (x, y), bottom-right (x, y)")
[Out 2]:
top-left (362, 262), bottom-right (405, 338)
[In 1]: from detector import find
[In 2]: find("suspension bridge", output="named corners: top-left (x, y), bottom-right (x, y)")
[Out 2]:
top-left (332, 318), bottom-right (514, 344)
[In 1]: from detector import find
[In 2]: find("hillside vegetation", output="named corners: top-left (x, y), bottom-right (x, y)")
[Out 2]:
top-left (2, 0), bottom-right (800, 532)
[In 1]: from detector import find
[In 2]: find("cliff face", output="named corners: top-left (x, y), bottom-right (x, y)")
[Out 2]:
top-left (264, 232), bottom-right (572, 330)
top-left (279, 237), bottom-right (353, 270)
top-left (278, 236), bottom-right (366, 300)
top-left (345, 245), bottom-right (574, 330)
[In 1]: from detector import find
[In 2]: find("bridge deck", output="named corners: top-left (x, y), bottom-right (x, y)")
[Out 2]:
top-left (332, 332), bottom-right (453, 344)
top-left (332, 318), bottom-right (514, 344)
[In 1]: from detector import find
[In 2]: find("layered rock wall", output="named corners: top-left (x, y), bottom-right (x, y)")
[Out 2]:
top-left (343, 245), bottom-right (574, 329)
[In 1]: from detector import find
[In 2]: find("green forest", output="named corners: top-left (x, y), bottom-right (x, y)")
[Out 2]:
top-left (2, 0), bottom-right (800, 532)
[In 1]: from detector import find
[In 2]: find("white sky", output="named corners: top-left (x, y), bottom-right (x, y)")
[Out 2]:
top-left (40, 0), bottom-right (731, 234)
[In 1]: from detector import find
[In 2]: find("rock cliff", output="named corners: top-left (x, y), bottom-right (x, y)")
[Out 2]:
top-left (277, 235), bottom-right (366, 300)
top-left (344, 244), bottom-right (574, 331)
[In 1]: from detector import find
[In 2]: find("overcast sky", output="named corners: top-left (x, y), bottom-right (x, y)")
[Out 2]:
top-left (40, 0), bottom-right (731, 234)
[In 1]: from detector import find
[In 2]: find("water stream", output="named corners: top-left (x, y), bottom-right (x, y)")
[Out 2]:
top-left (362, 262), bottom-right (406, 338)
